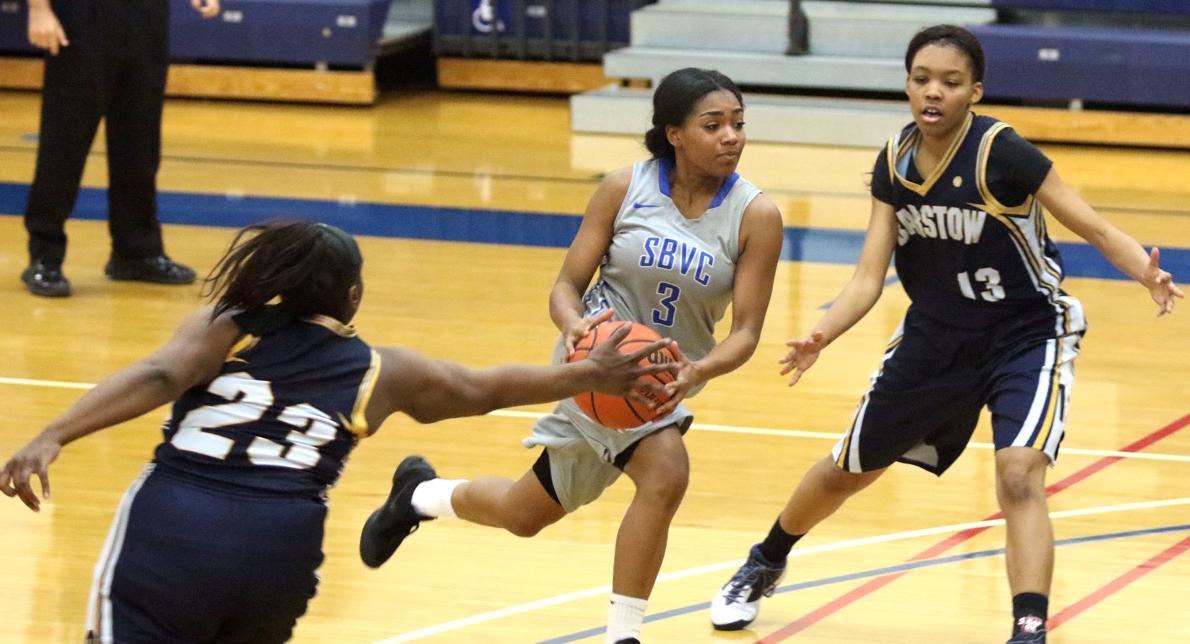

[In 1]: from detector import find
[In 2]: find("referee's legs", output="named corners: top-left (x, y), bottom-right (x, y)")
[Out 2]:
top-left (24, 35), bottom-right (106, 267)
top-left (104, 0), bottom-right (168, 261)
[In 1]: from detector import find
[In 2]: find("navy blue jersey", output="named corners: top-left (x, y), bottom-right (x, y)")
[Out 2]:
top-left (152, 315), bottom-right (379, 499)
top-left (871, 113), bottom-right (1085, 335)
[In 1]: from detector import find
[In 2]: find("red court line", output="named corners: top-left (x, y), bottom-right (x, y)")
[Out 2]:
top-left (1049, 535), bottom-right (1190, 631)
top-left (757, 413), bottom-right (1190, 643)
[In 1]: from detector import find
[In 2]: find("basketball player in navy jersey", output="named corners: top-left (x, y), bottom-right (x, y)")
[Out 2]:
top-left (361, 68), bottom-right (784, 644)
top-left (711, 25), bottom-right (1182, 644)
top-left (0, 220), bottom-right (674, 643)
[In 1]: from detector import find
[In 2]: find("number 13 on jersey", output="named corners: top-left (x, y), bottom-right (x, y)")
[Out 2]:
top-left (957, 267), bottom-right (1006, 302)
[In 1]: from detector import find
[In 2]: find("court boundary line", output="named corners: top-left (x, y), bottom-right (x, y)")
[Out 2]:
top-left (2, 190), bottom-right (1189, 282)
top-left (539, 522), bottom-right (1190, 644)
top-left (366, 498), bottom-right (1190, 644)
top-left (756, 413), bottom-right (1189, 642)
top-left (495, 410), bottom-right (1190, 463)
top-left (2, 356), bottom-right (1184, 639)
top-left (3, 377), bottom-right (1187, 464)
top-left (2, 150), bottom-right (1188, 216)
top-left (1048, 535), bottom-right (1190, 631)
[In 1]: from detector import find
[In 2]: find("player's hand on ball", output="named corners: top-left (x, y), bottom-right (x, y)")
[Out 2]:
top-left (780, 330), bottom-right (826, 387)
top-left (563, 309), bottom-right (616, 358)
top-left (654, 342), bottom-right (700, 416)
top-left (585, 323), bottom-right (676, 397)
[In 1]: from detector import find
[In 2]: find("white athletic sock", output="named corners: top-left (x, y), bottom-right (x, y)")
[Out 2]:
top-left (410, 478), bottom-right (465, 519)
top-left (606, 593), bottom-right (648, 643)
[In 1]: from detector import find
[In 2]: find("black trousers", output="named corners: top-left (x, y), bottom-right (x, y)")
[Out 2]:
top-left (24, 0), bottom-right (169, 265)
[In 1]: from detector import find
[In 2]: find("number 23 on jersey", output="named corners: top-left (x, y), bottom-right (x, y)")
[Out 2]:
top-left (169, 373), bottom-right (339, 470)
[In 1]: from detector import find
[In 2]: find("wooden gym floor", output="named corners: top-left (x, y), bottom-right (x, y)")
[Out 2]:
top-left (0, 88), bottom-right (1187, 643)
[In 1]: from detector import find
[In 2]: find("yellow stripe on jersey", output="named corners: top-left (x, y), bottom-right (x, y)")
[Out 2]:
top-left (982, 208), bottom-right (1073, 335)
top-left (1035, 337), bottom-right (1066, 451)
top-left (835, 408), bottom-right (860, 470)
top-left (1026, 205), bottom-right (1076, 336)
top-left (892, 113), bottom-right (974, 196)
top-left (306, 314), bottom-right (359, 338)
top-left (885, 135), bottom-right (898, 188)
top-left (226, 333), bottom-right (260, 362)
top-left (975, 123), bottom-right (1035, 218)
top-left (972, 126), bottom-right (1074, 335)
top-left (346, 349), bottom-right (382, 438)
top-left (977, 126), bottom-right (1067, 323)
top-left (984, 210), bottom-right (1056, 285)
top-left (983, 211), bottom-right (1044, 280)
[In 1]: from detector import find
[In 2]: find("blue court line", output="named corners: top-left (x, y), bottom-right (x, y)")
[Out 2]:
top-left (7, 143), bottom-right (1190, 217)
top-left (1, 182), bottom-right (1187, 279)
top-left (536, 523), bottom-right (1190, 644)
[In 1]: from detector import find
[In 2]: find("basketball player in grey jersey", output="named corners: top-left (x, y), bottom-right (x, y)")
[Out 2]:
top-left (583, 156), bottom-right (760, 364)
top-left (360, 68), bottom-right (784, 643)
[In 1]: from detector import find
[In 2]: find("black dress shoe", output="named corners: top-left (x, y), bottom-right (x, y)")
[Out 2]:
top-left (104, 255), bottom-right (196, 285)
top-left (21, 260), bottom-right (71, 297)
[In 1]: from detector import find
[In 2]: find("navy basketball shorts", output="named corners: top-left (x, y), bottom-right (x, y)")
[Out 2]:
top-left (85, 465), bottom-right (326, 643)
top-left (831, 308), bottom-right (1082, 475)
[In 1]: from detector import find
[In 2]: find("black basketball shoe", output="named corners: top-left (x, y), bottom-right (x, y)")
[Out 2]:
top-left (359, 455), bottom-right (437, 568)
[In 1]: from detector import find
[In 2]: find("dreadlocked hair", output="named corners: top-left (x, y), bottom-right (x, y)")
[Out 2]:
top-left (203, 219), bottom-right (363, 325)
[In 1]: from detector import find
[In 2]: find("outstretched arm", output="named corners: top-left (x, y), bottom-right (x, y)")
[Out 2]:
top-left (1036, 168), bottom-right (1183, 315)
top-left (781, 197), bottom-right (898, 386)
top-left (367, 324), bottom-right (675, 427)
top-left (0, 307), bottom-right (242, 510)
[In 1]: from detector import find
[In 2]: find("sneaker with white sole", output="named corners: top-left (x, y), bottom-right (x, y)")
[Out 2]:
top-left (710, 544), bottom-right (786, 630)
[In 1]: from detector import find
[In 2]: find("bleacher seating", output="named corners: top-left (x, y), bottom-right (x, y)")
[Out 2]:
top-left (381, 0), bottom-right (433, 55)
top-left (573, 0), bottom-right (1190, 148)
top-left (1, 0), bottom-right (432, 103)
top-left (580, 0), bottom-right (997, 147)
top-left (993, 0), bottom-right (1190, 15)
top-left (434, 0), bottom-right (651, 62)
top-left (0, 0), bottom-right (36, 54)
top-left (169, 0), bottom-right (392, 68)
top-left (803, 0), bottom-right (995, 58)
top-left (3, 0), bottom-right (429, 67)
top-left (602, 0), bottom-right (995, 90)
top-left (629, 0), bottom-right (787, 54)
top-left (970, 23), bottom-right (1190, 108)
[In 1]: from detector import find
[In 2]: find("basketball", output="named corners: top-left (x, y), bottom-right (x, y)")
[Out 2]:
top-left (567, 321), bottom-right (677, 430)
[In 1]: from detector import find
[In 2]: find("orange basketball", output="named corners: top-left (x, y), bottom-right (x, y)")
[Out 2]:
top-left (567, 321), bottom-right (677, 430)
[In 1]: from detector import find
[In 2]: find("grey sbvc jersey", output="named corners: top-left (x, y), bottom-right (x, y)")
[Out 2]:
top-left (582, 158), bottom-right (761, 365)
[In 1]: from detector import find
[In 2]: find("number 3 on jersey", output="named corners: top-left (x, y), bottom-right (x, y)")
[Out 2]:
top-left (653, 281), bottom-right (681, 327)
top-left (957, 267), bottom-right (1006, 302)
top-left (169, 372), bottom-right (338, 469)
